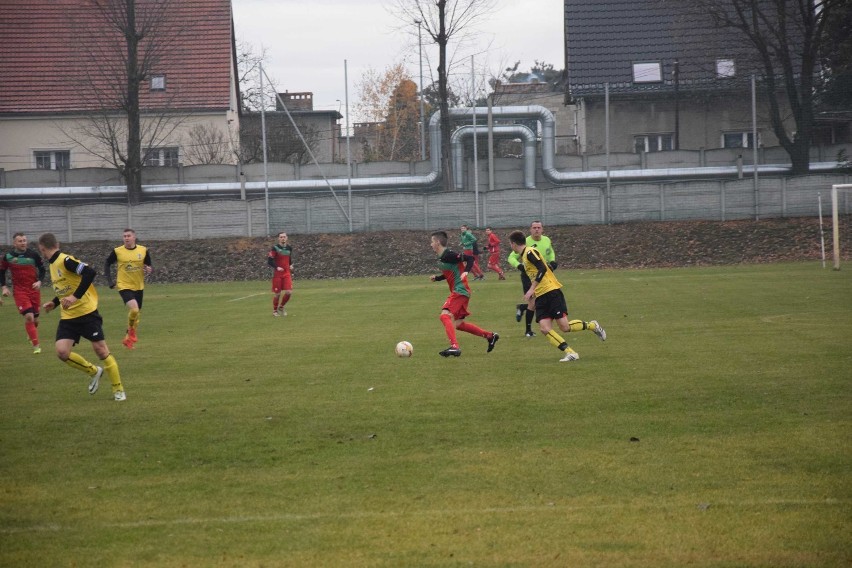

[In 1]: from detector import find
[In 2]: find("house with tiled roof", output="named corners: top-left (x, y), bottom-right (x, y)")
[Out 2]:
top-left (563, 0), bottom-right (797, 156)
top-left (0, 0), bottom-right (240, 174)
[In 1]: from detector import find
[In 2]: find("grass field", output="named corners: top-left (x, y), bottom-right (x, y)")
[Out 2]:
top-left (1, 262), bottom-right (850, 567)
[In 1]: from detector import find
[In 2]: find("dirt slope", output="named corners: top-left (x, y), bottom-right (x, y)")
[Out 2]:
top-left (58, 216), bottom-right (847, 284)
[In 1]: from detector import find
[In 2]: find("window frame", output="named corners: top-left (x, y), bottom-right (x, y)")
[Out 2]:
top-left (33, 150), bottom-right (71, 170)
top-left (150, 74), bottom-right (166, 91)
top-left (632, 61), bottom-right (662, 84)
top-left (143, 146), bottom-right (180, 167)
top-left (722, 131), bottom-right (759, 149)
top-left (716, 59), bottom-right (736, 79)
top-left (634, 133), bottom-right (674, 153)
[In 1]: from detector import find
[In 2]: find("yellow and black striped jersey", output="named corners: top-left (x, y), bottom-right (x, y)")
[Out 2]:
top-left (49, 252), bottom-right (99, 319)
top-left (521, 246), bottom-right (562, 297)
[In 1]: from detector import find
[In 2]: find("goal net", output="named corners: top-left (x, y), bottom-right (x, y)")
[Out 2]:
top-left (829, 184), bottom-right (852, 270)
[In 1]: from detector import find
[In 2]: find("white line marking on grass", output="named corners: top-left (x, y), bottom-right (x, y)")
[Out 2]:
top-left (228, 292), bottom-right (266, 302)
top-left (2, 499), bottom-right (847, 534)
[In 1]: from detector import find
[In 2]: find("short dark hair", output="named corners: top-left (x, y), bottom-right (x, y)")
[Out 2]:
top-left (38, 233), bottom-right (58, 249)
top-left (12, 232), bottom-right (25, 239)
top-left (123, 228), bottom-right (136, 235)
top-left (508, 231), bottom-right (526, 245)
top-left (430, 231), bottom-right (448, 246)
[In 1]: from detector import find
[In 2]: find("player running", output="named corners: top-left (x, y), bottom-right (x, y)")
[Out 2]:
top-left (38, 233), bottom-right (126, 401)
top-left (508, 230), bottom-right (605, 362)
top-left (483, 227), bottom-right (506, 280)
top-left (460, 225), bottom-right (485, 280)
top-left (430, 230), bottom-right (499, 357)
top-left (509, 221), bottom-right (558, 337)
top-left (1, 232), bottom-right (46, 354)
top-left (268, 231), bottom-right (293, 316)
top-left (104, 229), bottom-right (152, 349)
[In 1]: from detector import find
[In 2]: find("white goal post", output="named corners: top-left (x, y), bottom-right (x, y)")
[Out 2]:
top-left (830, 184), bottom-right (852, 270)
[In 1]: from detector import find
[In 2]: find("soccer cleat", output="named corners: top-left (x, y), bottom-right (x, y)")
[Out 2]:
top-left (122, 336), bottom-right (135, 349)
top-left (524, 331), bottom-right (536, 338)
top-left (33, 346), bottom-right (42, 355)
top-left (515, 304), bottom-right (525, 322)
top-left (114, 390), bottom-right (127, 402)
top-left (590, 320), bottom-right (607, 341)
top-left (272, 310), bottom-right (280, 317)
top-left (89, 366), bottom-right (103, 395)
top-left (559, 350), bottom-right (580, 362)
top-left (487, 333), bottom-right (500, 353)
top-left (128, 328), bottom-right (138, 343)
top-left (279, 308), bottom-right (287, 316)
top-left (439, 346), bottom-right (462, 357)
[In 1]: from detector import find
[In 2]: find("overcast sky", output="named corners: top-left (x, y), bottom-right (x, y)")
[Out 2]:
top-left (231, 0), bottom-right (564, 118)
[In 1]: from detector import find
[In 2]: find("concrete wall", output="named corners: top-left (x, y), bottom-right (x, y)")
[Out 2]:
top-left (3, 144), bottom-right (849, 190)
top-left (2, 173), bottom-right (848, 245)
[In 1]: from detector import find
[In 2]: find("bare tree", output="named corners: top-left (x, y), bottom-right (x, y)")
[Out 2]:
top-left (355, 63), bottom-right (424, 161)
top-left (59, 0), bottom-right (187, 203)
top-left (183, 124), bottom-right (234, 165)
top-left (670, 0), bottom-right (844, 174)
top-left (391, 0), bottom-right (497, 190)
top-left (236, 38), bottom-right (279, 112)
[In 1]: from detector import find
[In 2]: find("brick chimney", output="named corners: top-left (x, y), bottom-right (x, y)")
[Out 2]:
top-left (277, 91), bottom-right (313, 111)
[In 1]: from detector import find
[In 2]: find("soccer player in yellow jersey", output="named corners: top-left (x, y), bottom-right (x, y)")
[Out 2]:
top-left (38, 233), bottom-right (126, 401)
top-left (104, 229), bottom-right (152, 349)
top-left (508, 230), bottom-right (606, 362)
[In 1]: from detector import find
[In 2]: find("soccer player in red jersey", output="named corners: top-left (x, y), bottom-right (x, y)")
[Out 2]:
top-left (267, 231), bottom-right (293, 316)
top-left (484, 227), bottom-right (506, 280)
top-left (429, 230), bottom-right (499, 357)
top-left (1, 232), bottom-right (46, 354)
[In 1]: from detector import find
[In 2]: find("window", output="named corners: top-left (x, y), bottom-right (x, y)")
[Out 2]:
top-left (716, 59), bottom-right (736, 79)
top-left (722, 132), bottom-right (758, 148)
top-left (144, 147), bottom-right (179, 167)
top-left (634, 134), bottom-right (673, 153)
top-left (34, 150), bottom-right (71, 170)
top-left (632, 62), bottom-right (662, 83)
top-left (150, 75), bottom-right (166, 91)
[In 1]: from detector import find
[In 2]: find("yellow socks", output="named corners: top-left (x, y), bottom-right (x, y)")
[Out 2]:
top-left (128, 308), bottom-right (140, 331)
top-left (101, 354), bottom-right (123, 392)
top-left (546, 330), bottom-right (569, 352)
top-left (65, 352), bottom-right (99, 375)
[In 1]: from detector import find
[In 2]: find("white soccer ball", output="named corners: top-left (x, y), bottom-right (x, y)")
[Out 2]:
top-left (395, 341), bottom-right (413, 358)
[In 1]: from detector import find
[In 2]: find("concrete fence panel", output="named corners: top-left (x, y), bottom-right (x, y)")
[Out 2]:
top-left (2, 174), bottom-right (850, 245)
top-left (611, 183), bottom-right (665, 223)
top-left (663, 181), bottom-right (725, 221)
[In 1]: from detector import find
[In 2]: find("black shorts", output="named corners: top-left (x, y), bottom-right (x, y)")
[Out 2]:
top-left (119, 289), bottom-right (144, 308)
top-left (56, 311), bottom-right (106, 345)
top-left (534, 289), bottom-right (568, 322)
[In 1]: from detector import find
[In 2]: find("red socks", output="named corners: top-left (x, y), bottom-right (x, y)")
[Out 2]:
top-left (25, 320), bottom-right (39, 346)
top-left (457, 321), bottom-right (490, 338)
top-left (440, 313), bottom-right (458, 345)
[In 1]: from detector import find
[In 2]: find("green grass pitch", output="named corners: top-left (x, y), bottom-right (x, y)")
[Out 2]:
top-left (1, 262), bottom-right (850, 567)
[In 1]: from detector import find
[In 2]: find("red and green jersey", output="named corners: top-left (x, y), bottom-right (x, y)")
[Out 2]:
top-left (267, 244), bottom-right (292, 274)
top-left (435, 249), bottom-right (473, 297)
top-left (0, 248), bottom-right (45, 290)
